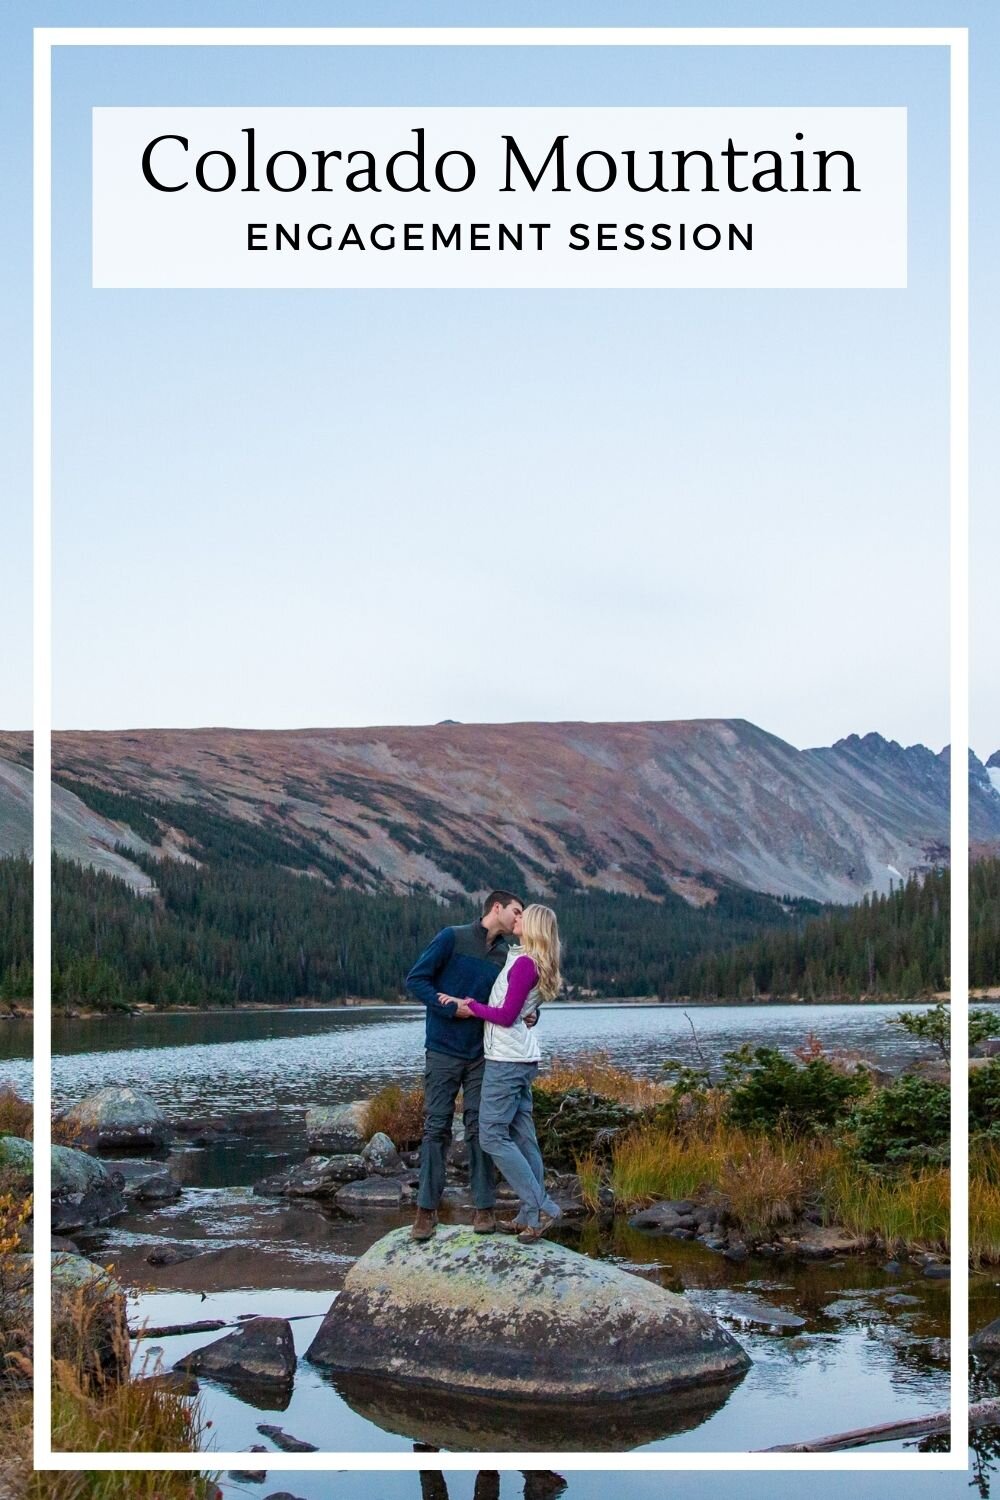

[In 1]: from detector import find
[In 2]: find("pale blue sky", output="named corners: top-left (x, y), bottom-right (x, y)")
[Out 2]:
top-left (1, 1), bottom-right (995, 760)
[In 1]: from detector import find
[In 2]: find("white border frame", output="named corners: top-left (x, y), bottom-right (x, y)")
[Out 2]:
top-left (31, 24), bottom-right (969, 1476)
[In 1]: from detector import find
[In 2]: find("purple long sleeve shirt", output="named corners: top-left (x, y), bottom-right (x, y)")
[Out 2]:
top-left (465, 955), bottom-right (538, 1026)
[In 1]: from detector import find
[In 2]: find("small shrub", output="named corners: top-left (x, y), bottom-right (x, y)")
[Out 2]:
top-left (970, 1009), bottom-right (1000, 1052)
top-left (655, 1063), bottom-right (721, 1132)
top-left (889, 1004), bottom-right (951, 1059)
top-left (532, 1087), bottom-right (639, 1169)
top-left (363, 1084), bottom-right (424, 1149)
top-left (888, 1003), bottom-right (996, 1060)
top-left (540, 1052), bottom-right (668, 1109)
top-left (718, 1134), bottom-right (833, 1239)
top-left (0, 1087), bottom-right (32, 1140)
top-left (723, 1045), bottom-right (869, 1135)
top-left (971, 1059), bottom-right (1000, 1137)
top-left (849, 1074), bottom-right (951, 1166)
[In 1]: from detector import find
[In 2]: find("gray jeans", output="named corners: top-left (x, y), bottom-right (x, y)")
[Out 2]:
top-left (478, 1060), bottom-right (560, 1229)
top-left (417, 1050), bottom-right (497, 1212)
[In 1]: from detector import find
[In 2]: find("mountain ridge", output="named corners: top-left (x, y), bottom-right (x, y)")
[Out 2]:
top-left (1, 718), bottom-right (996, 906)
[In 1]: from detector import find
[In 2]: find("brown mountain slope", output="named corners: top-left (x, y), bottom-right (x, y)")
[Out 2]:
top-left (1, 719), bottom-right (995, 905)
top-left (0, 755), bottom-right (156, 891)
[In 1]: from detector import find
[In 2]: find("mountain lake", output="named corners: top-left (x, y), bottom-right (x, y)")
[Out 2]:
top-left (1, 1001), bottom-right (994, 1490)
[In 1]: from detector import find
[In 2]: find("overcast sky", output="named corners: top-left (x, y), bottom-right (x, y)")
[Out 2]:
top-left (1, 1), bottom-right (995, 758)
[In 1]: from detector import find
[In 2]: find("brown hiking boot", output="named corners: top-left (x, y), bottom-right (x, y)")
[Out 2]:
top-left (518, 1209), bottom-right (561, 1244)
top-left (472, 1209), bottom-right (497, 1234)
top-left (411, 1208), bottom-right (437, 1242)
top-left (493, 1215), bottom-right (523, 1235)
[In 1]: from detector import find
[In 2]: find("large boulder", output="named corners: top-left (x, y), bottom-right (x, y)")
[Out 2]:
top-left (254, 1155), bottom-right (367, 1199)
top-left (305, 1102), bottom-right (369, 1154)
top-left (175, 1317), bottom-right (296, 1386)
top-left (306, 1226), bottom-right (750, 1401)
top-left (0, 1135), bottom-right (34, 1191)
top-left (58, 1086), bottom-right (171, 1151)
top-left (51, 1145), bottom-right (126, 1232)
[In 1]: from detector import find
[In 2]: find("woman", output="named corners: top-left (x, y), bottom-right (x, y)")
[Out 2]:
top-left (440, 903), bottom-right (563, 1243)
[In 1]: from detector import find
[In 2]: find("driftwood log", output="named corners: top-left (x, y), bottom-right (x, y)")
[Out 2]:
top-left (760, 1398), bottom-right (1000, 1452)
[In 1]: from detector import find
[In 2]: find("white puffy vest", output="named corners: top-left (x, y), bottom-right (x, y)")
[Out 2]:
top-left (483, 945), bottom-right (542, 1064)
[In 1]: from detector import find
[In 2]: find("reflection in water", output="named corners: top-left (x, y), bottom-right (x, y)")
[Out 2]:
top-left (329, 1369), bottom-right (745, 1452)
top-left (418, 1471), bottom-right (567, 1500)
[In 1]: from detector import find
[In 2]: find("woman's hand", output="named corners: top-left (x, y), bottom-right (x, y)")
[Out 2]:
top-left (436, 992), bottom-right (474, 1019)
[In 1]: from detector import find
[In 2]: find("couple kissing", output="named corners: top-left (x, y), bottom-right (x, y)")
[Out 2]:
top-left (405, 890), bottom-right (562, 1245)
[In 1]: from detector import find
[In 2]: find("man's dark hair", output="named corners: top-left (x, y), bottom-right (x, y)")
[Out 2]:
top-left (481, 889), bottom-right (523, 917)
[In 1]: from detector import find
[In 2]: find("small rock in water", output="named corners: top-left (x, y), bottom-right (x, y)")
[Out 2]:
top-left (256, 1423), bottom-right (318, 1452)
top-left (628, 1200), bottom-right (698, 1235)
top-left (923, 1264), bottom-right (950, 1280)
top-left (361, 1131), bottom-right (403, 1175)
top-left (146, 1245), bottom-right (202, 1267)
top-left (229, 1446), bottom-right (269, 1482)
top-left (58, 1086), bottom-right (172, 1151)
top-left (136, 1173), bottom-right (182, 1204)
top-left (175, 1317), bottom-right (297, 1384)
top-left (254, 1155), bottom-right (367, 1198)
top-left (136, 1371), bottom-right (200, 1396)
top-left (335, 1177), bottom-right (404, 1210)
top-left (971, 1316), bottom-right (1000, 1357)
top-left (305, 1102), bottom-right (369, 1154)
top-left (715, 1293), bottom-right (806, 1330)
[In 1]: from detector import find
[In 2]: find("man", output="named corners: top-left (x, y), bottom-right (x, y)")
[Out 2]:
top-left (405, 889), bottom-right (525, 1241)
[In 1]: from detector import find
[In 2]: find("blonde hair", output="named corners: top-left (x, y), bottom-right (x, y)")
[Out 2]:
top-left (518, 904), bottom-right (562, 1002)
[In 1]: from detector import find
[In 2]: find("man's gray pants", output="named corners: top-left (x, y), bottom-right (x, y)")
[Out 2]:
top-left (417, 1050), bottom-right (497, 1212)
top-left (478, 1060), bottom-right (560, 1229)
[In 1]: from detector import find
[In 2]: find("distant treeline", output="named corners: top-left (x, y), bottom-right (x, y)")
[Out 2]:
top-left (1, 852), bottom-right (997, 1010)
top-left (669, 861), bottom-right (1000, 1000)
top-left (1, 851), bottom-right (813, 1008)
top-left (0, 856), bottom-right (32, 1001)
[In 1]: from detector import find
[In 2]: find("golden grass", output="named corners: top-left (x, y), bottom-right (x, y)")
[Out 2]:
top-left (609, 1126), bottom-right (724, 1208)
top-left (719, 1134), bottom-right (841, 1241)
top-left (606, 1120), bottom-right (953, 1254)
top-left (822, 1158), bottom-right (951, 1253)
top-left (574, 1151), bottom-right (604, 1212)
top-left (363, 1083), bottom-right (425, 1148)
top-left (537, 1052), bottom-right (669, 1109)
top-left (0, 1086), bottom-right (32, 1139)
top-left (970, 1140), bottom-right (1000, 1266)
top-left (0, 1386), bottom-right (219, 1499)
